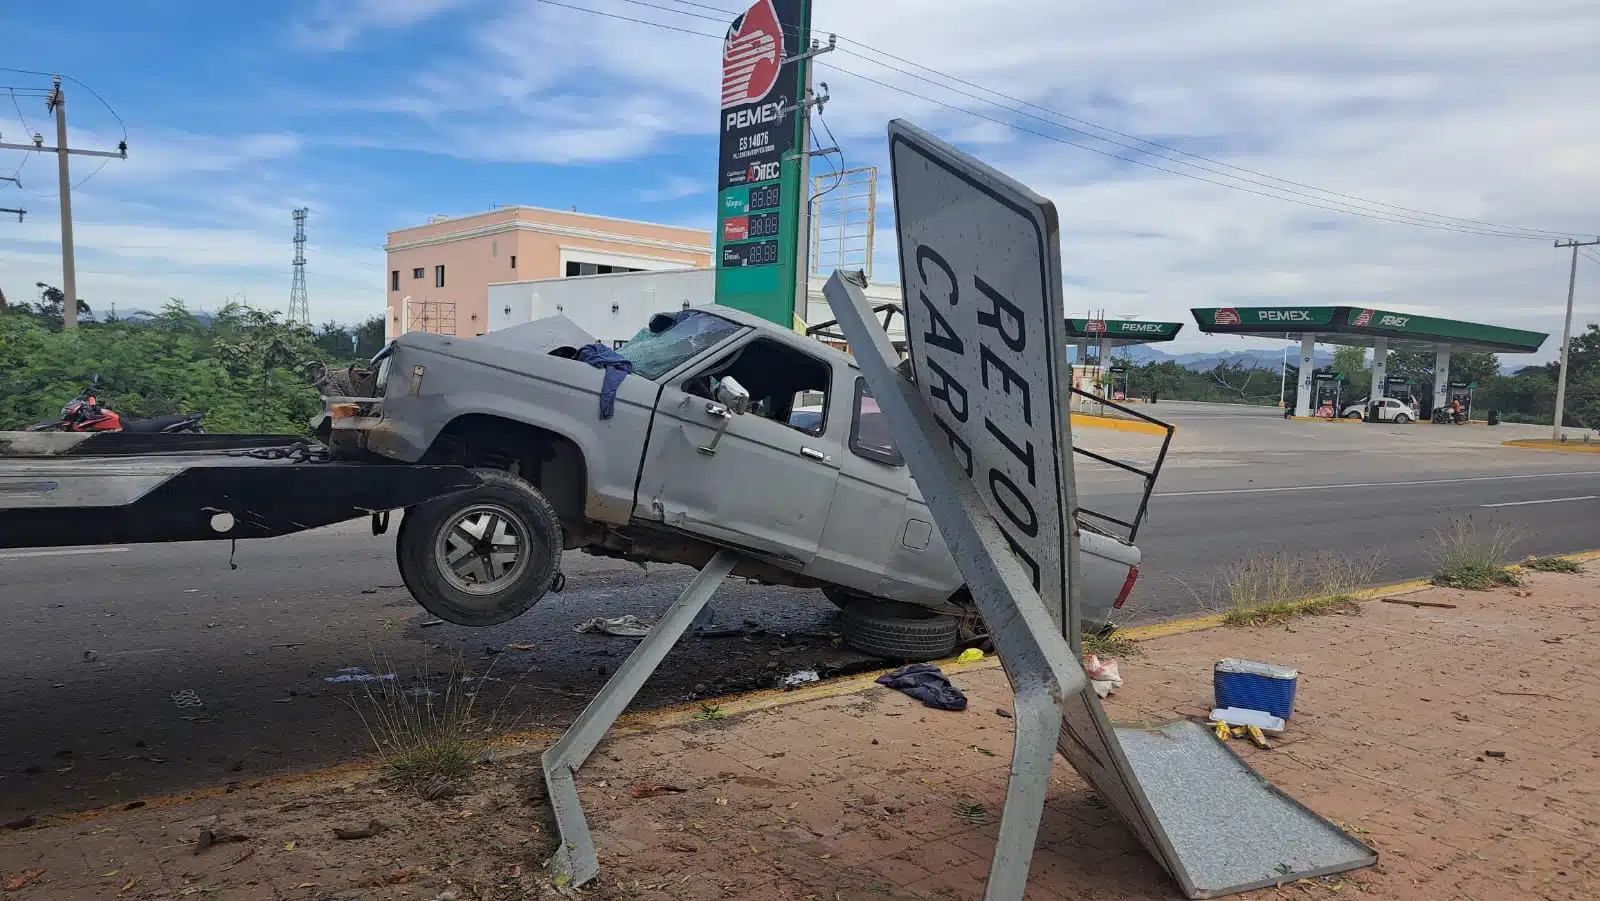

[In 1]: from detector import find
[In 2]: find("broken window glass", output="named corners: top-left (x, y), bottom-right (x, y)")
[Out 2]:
top-left (617, 310), bottom-right (742, 380)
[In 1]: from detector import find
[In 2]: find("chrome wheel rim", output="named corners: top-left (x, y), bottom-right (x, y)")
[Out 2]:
top-left (434, 503), bottom-right (530, 597)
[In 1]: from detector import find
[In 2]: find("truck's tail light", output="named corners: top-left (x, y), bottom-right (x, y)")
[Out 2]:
top-left (1113, 566), bottom-right (1139, 609)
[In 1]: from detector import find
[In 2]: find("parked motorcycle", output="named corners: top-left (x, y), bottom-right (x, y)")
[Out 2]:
top-left (23, 380), bottom-right (205, 434)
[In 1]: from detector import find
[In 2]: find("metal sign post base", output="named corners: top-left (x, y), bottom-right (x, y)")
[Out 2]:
top-left (542, 550), bottom-right (740, 889)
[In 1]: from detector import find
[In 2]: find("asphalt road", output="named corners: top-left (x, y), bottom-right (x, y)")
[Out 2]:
top-left (3, 403), bottom-right (1597, 818)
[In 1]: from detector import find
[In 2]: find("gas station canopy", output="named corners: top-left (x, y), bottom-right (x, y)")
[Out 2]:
top-left (1189, 305), bottom-right (1547, 354)
top-left (1065, 318), bottom-right (1184, 348)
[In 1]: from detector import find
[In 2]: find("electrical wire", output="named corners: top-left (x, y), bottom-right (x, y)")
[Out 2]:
top-left (1580, 248), bottom-right (1600, 267)
top-left (567, 0), bottom-right (1593, 242)
top-left (4, 88), bottom-right (33, 187)
top-left (0, 68), bottom-right (128, 197)
top-left (807, 112), bottom-right (846, 205)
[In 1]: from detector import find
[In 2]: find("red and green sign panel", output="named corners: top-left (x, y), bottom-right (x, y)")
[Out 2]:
top-left (714, 0), bottom-right (811, 327)
top-left (1064, 318), bottom-right (1183, 341)
top-left (1191, 305), bottom-right (1547, 353)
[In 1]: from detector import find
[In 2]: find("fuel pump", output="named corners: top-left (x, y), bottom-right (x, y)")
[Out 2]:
top-left (1108, 363), bottom-right (1129, 401)
top-left (1384, 375), bottom-right (1420, 417)
top-left (1448, 380), bottom-right (1476, 420)
top-left (1311, 367), bottom-right (1344, 418)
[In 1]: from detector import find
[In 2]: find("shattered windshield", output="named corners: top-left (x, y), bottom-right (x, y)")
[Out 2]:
top-left (617, 310), bottom-right (743, 379)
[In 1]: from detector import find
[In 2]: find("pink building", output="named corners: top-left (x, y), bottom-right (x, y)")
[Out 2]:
top-left (384, 206), bottom-right (712, 338)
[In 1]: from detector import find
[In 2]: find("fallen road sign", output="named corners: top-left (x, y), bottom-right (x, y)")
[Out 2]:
top-left (826, 118), bottom-right (1377, 899)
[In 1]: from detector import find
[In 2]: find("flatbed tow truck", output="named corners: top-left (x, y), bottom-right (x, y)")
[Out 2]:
top-left (0, 429), bottom-right (480, 551)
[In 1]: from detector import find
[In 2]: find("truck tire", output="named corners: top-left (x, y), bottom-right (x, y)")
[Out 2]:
top-left (840, 602), bottom-right (959, 662)
top-left (396, 469), bottom-right (562, 627)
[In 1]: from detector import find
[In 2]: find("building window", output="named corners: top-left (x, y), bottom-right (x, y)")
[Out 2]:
top-left (510, 255), bottom-right (516, 269)
top-left (390, 270), bottom-right (399, 291)
top-left (434, 265), bottom-right (446, 288)
top-left (412, 268), bottom-right (424, 279)
top-left (565, 262), bottom-right (643, 277)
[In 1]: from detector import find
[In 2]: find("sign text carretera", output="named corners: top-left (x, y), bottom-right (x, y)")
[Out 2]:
top-left (713, 0), bottom-right (812, 326)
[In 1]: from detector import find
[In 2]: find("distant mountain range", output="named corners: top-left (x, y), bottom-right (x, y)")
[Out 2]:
top-left (1091, 345), bottom-right (1335, 372)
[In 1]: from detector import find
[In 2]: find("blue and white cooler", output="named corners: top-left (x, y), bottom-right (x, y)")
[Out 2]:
top-left (1213, 658), bottom-right (1299, 719)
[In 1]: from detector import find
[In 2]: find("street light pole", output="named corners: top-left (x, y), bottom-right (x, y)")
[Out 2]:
top-left (1552, 238), bottom-right (1600, 439)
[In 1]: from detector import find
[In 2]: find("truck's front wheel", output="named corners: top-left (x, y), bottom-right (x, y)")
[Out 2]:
top-left (397, 469), bottom-right (562, 627)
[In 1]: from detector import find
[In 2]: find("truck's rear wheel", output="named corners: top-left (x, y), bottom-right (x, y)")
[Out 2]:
top-left (397, 469), bottom-right (562, 627)
top-left (839, 600), bottom-right (959, 662)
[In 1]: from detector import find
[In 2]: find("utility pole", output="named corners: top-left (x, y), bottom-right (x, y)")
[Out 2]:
top-left (0, 75), bottom-right (128, 330)
top-left (1552, 237), bottom-right (1600, 439)
top-left (1, 175), bottom-right (22, 221)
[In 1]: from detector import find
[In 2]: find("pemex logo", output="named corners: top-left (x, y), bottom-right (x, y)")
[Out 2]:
top-left (1214, 308), bottom-right (1241, 326)
top-left (722, 0), bottom-right (785, 110)
top-left (1352, 308), bottom-right (1374, 327)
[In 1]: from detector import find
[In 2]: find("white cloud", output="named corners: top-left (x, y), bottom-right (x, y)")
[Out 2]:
top-left (290, 0), bottom-right (470, 52)
top-left (636, 176), bottom-right (708, 203)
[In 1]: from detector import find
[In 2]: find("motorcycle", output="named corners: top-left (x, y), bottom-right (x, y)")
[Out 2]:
top-left (23, 379), bottom-right (205, 434)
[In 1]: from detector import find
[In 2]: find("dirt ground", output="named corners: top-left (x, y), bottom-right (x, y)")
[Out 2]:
top-left (2, 564), bottom-right (1596, 901)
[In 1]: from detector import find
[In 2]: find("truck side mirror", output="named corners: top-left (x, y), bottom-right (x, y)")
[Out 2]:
top-left (715, 377), bottom-right (751, 415)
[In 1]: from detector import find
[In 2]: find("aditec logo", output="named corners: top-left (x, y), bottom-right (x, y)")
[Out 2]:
top-left (1214, 308), bottom-right (1241, 326)
top-left (1352, 308), bottom-right (1374, 327)
top-left (745, 160), bottom-right (782, 183)
top-left (721, 0), bottom-right (785, 110)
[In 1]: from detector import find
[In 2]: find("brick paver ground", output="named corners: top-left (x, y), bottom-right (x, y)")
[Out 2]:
top-left (3, 568), bottom-right (1596, 900)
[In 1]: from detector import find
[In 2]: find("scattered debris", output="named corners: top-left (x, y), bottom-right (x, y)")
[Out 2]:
top-left (995, 708), bottom-right (1013, 719)
top-left (1209, 707), bottom-right (1286, 736)
top-left (333, 819), bottom-right (388, 840)
top-left (1084, 654), bottom-right (1122, 698)
top-left (630, 783), bottom-right (688, 799)
top-left (82, 650), bottom-right (97, 663)
top-left (3, 869), bottom-right (43, 891)
top-left (782, 668), bottom-right (820, 689)
top-left (1, 815), bottom-right (37, 831)
top-left (324, 667), bottom-right (397, 684)
top-left (953, 799), bottom-right (988, 825)
top-left (1485, 750), bottom-right (1508, 759)
top-left (505, 642), bottom-right (537, 651)
top-left (955, 647), bottom-right (984, 663)
top-left (420, 619), bottom-right (446, 628)
top-left (693, 703), bottom-right (726, 721)
top-left (574, 615), bottom-right (656, 638)
top-left (170, 689), bottom-right (204, 709)
top-left (1381, 597), bottom-right (1458, 610)
top-left (876, 663), bottom-right (968, 711)
top-left (194, 828), bottom-right (250, 855)
top-left (121, 800), bottom-right (145, 811)
top-left (436, 888), bottom-right (462, 901)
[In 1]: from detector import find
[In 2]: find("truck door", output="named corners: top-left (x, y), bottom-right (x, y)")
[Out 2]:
top-left (634, 334), bottom-right (842, 567)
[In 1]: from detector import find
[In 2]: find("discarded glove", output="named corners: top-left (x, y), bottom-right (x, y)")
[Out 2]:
top-left (876, 663), bottom-right (967, 711)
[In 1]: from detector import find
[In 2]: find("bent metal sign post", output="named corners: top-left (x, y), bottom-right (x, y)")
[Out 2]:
top-left (878, 119), bottom-right (1188, 896)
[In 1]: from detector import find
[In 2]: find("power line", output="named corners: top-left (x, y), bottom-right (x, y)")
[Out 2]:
top-left (0, 71), bottom-right (128, 197)
top-left (535, 0), bottom-right (1589, 241)
top-left (627, 0), bottom-right (1588, 240)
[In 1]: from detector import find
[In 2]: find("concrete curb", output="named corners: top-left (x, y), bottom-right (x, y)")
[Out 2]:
top-left (23, 552), bottom-right (1599, 829)
top-left (1071, 412), bottom-right (1171, 436)
top-left (1502, 439), bottom-right (1600, 454)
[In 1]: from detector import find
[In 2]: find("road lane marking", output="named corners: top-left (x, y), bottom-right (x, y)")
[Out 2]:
top-left (0, 547), bottom-right (131, 561)
top-left (1156, 470), bottom-right (1600, 498)
top-left (1480, 495), bottom-right (1597, 509)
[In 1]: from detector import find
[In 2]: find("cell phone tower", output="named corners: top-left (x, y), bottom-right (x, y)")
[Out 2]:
top-left (288, 207), bottom-right (309, 324)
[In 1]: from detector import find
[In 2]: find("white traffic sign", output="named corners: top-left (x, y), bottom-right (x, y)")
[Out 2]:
top-left (887, 120), bottom-right (1081, 638)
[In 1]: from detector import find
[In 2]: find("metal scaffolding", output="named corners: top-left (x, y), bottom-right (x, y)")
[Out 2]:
top-left (809, 166), bottom-right (877, 281)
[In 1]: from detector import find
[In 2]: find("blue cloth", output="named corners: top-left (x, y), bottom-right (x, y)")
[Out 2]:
top-left (876, 663), bottom-right (968, 711)
top-left (575, 342), bottom-right (634, 420)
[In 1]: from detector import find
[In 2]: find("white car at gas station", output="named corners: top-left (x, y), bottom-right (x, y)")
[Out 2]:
top-left (1341, 396), bottom-right (1419, 423)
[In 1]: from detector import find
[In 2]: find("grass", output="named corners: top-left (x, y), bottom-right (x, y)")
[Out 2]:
top-left (345, 651), bottom-right (512, 797)
top-left (1081, 630), bottom-right (1142, 659)
top-left (1212, 549), bottom-right (1382, 627)
top-left (1430, 515), bottom-right (1523, 590)
top-left (1522, 554), bottom-right (1583, 574)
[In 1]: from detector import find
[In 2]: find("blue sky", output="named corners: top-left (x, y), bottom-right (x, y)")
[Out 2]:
top-left (2, 0), bottom-right (1598, 358)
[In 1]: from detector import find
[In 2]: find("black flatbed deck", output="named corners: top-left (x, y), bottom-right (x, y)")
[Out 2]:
top-left (0, 432), bottom-right (479, 549)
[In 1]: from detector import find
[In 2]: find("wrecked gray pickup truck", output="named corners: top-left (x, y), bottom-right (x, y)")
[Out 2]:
top-left (329, 306), bottom-right (1142, 659)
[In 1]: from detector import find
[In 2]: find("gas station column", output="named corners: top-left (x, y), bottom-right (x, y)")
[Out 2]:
top-left (1076, 339), bottom-right (1089, 364)
top-left (1294, 334), bottom-right (1317, 417)
top-left (1433, 348), bottom-right (1451, 413)
top-left (1370, 338), bottom-right (1388, 404)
